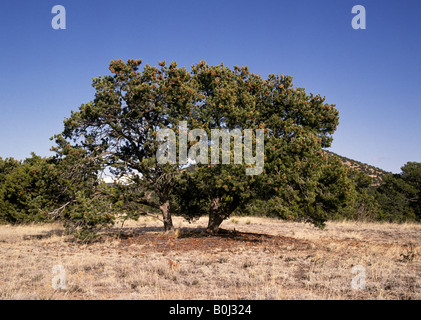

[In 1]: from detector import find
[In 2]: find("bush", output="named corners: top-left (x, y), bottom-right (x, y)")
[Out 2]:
top-left (0, 150), bottom-right (117, 242)
top-left (0, 154), bottom-right (58, 223)
top-left (375, 163), bottom-right (420, 223)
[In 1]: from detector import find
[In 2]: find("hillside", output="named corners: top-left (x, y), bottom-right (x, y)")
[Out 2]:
top-left (325, 150), bottom-right (389, 186)
top-left (104, 151), bottom-right (390, 187)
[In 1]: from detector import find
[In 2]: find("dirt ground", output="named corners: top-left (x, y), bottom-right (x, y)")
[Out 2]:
top-left (0, 216), bottom-right (420, 300)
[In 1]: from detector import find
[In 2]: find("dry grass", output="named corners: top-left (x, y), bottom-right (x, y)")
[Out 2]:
top-left (0, 216), bottom-right (420, 300)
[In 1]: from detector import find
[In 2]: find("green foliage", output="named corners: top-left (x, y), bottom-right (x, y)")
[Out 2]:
top-left (0, 145), bottom-right (117, 241)
top-left (49, 138), bottom-right (119, 240)
top-left (335, 168), bottom-right (381, 222)
top-left (250, 150), bottom-right (355, 228)
top-left (375, 162), bottom-right (421, 222)
top-left (0, 154), bottom-right (58, 223)
top-left (401, 162), bottom-right (421, 219)
top-left (61, 188), bottom-right (115, 242)
top-left (57, 58), bottom-right (198, 231)
top-left (172, 61), bottom-right (343, 231)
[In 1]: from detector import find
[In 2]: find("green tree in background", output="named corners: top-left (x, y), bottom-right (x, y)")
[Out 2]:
top-left (0, 154), bottom-right (54, 223)
top-left (336, 167), bottom-right (381, 222)
top-left (376, 162), bottom-right (421, 222)
top-left (0, 148), bottom-right (115, 241)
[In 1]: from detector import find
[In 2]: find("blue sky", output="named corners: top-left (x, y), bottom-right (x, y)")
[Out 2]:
top-left (0, 0), bottom-right (420, 173)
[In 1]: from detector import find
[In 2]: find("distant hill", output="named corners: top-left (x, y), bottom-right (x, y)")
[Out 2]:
top-left (325, 150), bottom-right (389, 186)
top-left (103, 151), bottom-right (389, 187)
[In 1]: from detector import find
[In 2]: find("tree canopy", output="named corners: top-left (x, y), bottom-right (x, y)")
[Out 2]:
top-left (55, 58), bottom-right (347, 232)
top-left (376, 162), bottom-right (421, 222)
top-left (1, 58), bottom-right (417, 241)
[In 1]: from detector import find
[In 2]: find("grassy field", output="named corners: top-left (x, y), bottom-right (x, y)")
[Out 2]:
top-left (0, 216), bottom-right (420, 300)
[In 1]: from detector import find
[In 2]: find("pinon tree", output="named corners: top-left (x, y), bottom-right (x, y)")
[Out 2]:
top-left (401, 162), bottom-right (421, 219)
top-left (335, 165), bottom-right (381, 221)
top-left (0, 153), bottom-right (72, 224)
top-left (56, 58), bottom-right (350, 234)
top-left (250, 73), bottom-right (351, 229)
top-left (171, 62), bottom-right (262, 232)
top-left (49, 136), bottom-right (117, 240)
top-left (172, 62), bottom-right (349, 232)
top-left (0, 151), bottom-right (106, 225)
top-left (55, 59), bottom-right (197, 231)
top-left (0, 148), bottom-right (116, 241)
top-left (375, 162), bottom-right (421, 222)
top-left (0, 155), bottom-right (51, 223)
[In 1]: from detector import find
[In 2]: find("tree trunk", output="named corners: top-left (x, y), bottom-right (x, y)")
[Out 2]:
top-left (160, 199), bottom-right (174, 231)
top-left (207, 197), bottom-right (224, 234)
